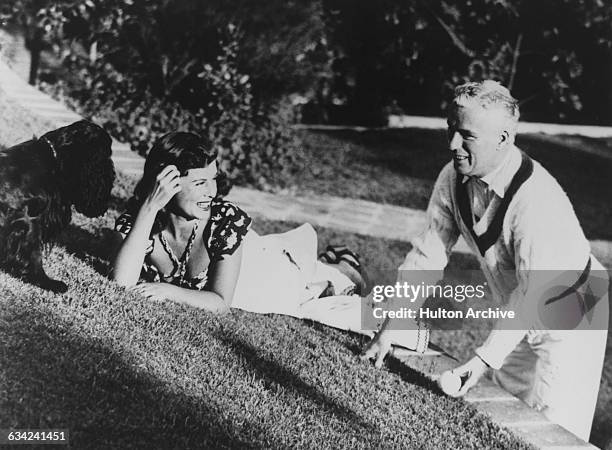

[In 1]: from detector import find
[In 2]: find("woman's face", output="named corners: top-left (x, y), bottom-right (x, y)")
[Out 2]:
top-left (168, 161), bottom-right (218, 220)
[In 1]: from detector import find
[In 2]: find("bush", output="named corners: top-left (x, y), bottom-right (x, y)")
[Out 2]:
top-left (318, 0), bottom-right (612, 124)
top-left (39, 25), bottom-right (303, 190)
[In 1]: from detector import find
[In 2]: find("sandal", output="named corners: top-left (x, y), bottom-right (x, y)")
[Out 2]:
top-left (319, 245), bottom-right (370, 295)
top-left (319, 245), bottom-right (361, 269)
top-left (328, 245), bottom-right (362, 272)
top-left (318, 246), bottom-right (340, 264)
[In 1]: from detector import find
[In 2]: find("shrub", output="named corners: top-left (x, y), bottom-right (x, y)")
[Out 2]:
top-left (39, 26), bottom-right (303, 190)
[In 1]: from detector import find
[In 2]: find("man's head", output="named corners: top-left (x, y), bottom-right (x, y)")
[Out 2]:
top-left (447, 80), bottom-right (519, 178)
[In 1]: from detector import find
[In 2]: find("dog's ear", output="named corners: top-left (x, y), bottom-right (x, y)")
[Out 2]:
top-left (72, 152), bottom-right (115, 217)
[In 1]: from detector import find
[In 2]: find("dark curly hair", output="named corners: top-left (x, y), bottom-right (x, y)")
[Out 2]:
top-left (126, 131), bottom-right (231, 234)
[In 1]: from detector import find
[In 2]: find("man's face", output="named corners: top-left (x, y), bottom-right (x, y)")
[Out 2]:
top-left (447, 103), bottom-right (512, 178)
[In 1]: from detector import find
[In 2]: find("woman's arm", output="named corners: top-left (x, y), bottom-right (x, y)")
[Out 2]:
top-left (112, 165), bottom-right (182, 286)
top-left (112, 204), bottom-right (158, 286)
top-left (133, 245), bottom-right (243, 314)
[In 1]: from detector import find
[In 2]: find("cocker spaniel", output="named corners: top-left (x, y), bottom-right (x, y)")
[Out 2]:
top-left (0, 120), bottom-right (115, 292)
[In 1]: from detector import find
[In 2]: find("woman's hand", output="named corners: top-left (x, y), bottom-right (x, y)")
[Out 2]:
top-left (130, 282), bottom-right (178, 302)
top-left (144, 165), bottom-right (182, 212)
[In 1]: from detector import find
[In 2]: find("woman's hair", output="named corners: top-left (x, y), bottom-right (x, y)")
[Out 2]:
top-left (126, 131), bottom-right (231, 233)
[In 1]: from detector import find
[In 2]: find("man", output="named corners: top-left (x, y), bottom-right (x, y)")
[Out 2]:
top-left (362, 80), bottom-right (609, 441)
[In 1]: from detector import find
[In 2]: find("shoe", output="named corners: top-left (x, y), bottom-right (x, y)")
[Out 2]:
top-left (319, 245), bottom-right (370, 295)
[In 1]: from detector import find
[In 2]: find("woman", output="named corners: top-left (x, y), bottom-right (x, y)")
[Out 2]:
top-left (112, 132), bottom-right (429, 352)
top-left (113, 132), bottom-right (364, 309)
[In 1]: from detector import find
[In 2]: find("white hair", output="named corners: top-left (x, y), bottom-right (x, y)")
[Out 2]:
top-left (452, 80), bottom-right (520, 124)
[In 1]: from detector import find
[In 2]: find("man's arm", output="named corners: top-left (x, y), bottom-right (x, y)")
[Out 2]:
top-left (362, 164), bottom-right (460, 367)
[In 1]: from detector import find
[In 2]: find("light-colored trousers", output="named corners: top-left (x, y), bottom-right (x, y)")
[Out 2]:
top-left (493, 259), bottom-right (610, 441)
top-left (493, 329), bottom-right (608, 441)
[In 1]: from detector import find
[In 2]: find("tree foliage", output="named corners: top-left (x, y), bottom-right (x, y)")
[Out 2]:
top-left (3, 0), bottom-right (611, 124)
top-left (1, 0), bottom-right (303, 189)
top-left (1, 0), bottom-right (73, 83)
top-left (320, 0), bottom-right (612, 124)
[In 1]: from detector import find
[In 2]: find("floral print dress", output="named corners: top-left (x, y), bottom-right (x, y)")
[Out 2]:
top-left (115, 199), bottom-right (251, 290)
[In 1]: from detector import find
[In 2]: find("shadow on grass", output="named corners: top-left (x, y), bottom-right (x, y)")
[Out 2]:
top-left (56, 224), bottom-right (115, 277)
top-left (298, 318), bottom-right (442, 394)
top-left (0, 306), bottom-right (280, 449)
top-left (53, 184), bottom-right (136, 278)
top-left (384, 356), bottom-right (443, 395)
top-left (214, 330), bottom-right (378, 434)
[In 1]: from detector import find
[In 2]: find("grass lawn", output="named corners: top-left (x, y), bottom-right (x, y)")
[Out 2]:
top-left (296, 129), bottom-right (612, 240)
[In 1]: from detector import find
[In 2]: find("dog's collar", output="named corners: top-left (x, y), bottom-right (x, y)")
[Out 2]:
top-left (40, 136), bottom-right (58, 160)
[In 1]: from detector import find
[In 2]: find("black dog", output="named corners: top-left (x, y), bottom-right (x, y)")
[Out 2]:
top-left (0, 120), bottom-right (115, 292)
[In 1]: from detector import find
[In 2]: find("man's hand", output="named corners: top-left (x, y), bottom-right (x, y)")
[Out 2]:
top-left (130, 282), bottom-right (178, 302)
top-left (360, 327), bottom-right (393, 369)
top-left (451, 355), bottom-right (489, 397)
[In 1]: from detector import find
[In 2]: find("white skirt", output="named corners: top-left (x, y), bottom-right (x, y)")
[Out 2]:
top-left (231, 223), bottom-right (319, 316)
top-left (230, 223), bottom-right (430, 353)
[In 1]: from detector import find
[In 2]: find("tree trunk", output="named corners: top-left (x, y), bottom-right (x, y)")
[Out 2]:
top-left (25, 26), bottom-right (44, 85)
top-left (28, 46), bottom-right (40, 85)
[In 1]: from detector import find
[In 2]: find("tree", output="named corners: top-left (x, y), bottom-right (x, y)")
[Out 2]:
top-left (0, 0), bottom-right (73, 84)
top-left (320, 0), bottom-right (612, 124)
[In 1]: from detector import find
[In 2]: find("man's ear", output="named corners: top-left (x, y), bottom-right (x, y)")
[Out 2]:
top-left (497, 130), bottom-right (510, 149)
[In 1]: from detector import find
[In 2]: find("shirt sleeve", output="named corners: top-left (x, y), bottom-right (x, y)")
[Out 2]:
top-left (400, 163), bottom-right (460, 271)
top-left (475, 182), bottom-right (592, 369)
top-left (208, 201), bottom-right (252, 262)
top-left (396, 164), bottom-right (460, 305)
